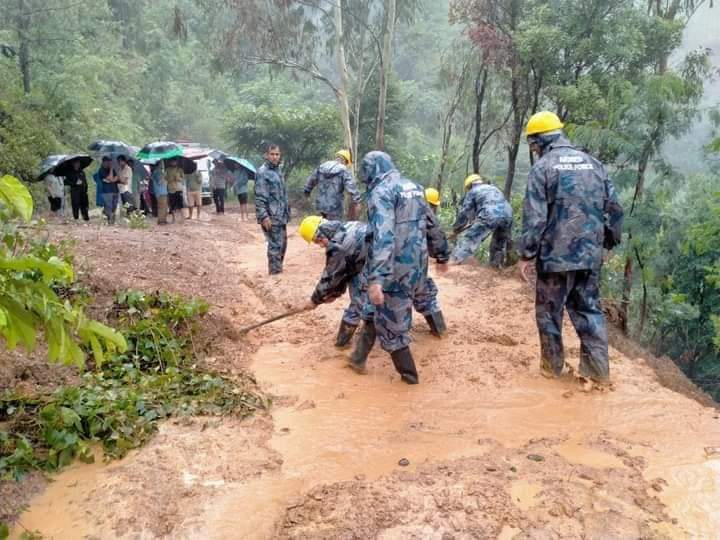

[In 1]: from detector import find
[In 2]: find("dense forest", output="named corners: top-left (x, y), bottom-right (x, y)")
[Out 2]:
top-left (1, 0), bottom-right (719, 399)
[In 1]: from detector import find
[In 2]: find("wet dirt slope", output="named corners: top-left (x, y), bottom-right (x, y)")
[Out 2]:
top-left (11, 216), bottom-right (720, 539)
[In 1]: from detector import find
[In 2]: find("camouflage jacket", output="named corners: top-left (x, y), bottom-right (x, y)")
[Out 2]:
top-left (365, 171), bottom-right (431, 292)
top-left (304, 160), bottom-right (361, 217)
top-left (311, 221), bottom-right (371, 305)
top-left (254, 160), bottom-right (290, 225)
top-left (452, 183), bottom-right (512, 233)
top-left (518, 136), bottom-right (624, 272)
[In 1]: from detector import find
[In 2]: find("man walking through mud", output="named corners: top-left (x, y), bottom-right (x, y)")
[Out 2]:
top-left (518, 111), bottom-right (624, 384)
top-left (255, 143), bottom-right (290, 275)
top-left (304, 150), bottom-right (361, 220)
top-left (350, 151), bottom-right (448, 384)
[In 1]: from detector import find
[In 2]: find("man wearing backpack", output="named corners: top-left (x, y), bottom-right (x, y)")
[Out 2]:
top-left (304, 150), bottom-right (361, 220)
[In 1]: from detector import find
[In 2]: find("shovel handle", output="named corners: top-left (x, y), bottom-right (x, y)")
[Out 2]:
top-left (237, 306), bottom-right (312, 334)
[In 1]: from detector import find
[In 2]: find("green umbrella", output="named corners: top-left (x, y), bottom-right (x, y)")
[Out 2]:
top-left (136, 141), bottom-right (183, 161)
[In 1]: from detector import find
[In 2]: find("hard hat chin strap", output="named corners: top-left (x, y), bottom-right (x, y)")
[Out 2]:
top-left (528, 131), bottom-right (562, 156)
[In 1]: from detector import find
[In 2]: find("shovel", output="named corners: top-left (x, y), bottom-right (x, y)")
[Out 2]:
top-left (237, 306), bottom-right (313, 334)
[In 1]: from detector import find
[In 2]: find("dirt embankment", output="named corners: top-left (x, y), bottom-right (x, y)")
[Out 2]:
top-left (7, 212), bottom-right (720, 539)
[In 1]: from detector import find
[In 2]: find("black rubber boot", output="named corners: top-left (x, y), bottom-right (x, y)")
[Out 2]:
top-left (349, 322), bottom-right (375, 373)
top-left (390, 347), bottom-right (419, 385)
top-left (335, 320), bottom-right (358, 349)
top-left (424, 311), bottom-right (447, 338)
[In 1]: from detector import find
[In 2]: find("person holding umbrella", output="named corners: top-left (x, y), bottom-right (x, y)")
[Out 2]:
top-left (165, 158), bottom-right (185, 223)
top-left (210, 160), bottom-right (231, 215)
top-left (116, 155), bottom-right (135, 214)
top-left (61, 157), bottom-right (92, 222)
top-left (44, 172), bottom-right (64, 219)
top-left (37, 155), bottom-right (66, 220)
top-left (233, 166), bottom-right (251, 221)
top-left (152, 162), bottom-right (169, 225)
top-left (96, 156), bottom-right (121, 225)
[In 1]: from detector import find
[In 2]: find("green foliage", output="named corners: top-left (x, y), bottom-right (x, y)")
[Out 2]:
top-left (0, 176), bottom-right (126, 368)
top-left (600, 174), bottom-right (720, 399)
top-left (227, 102), bottom-right (341, 179)
top-left (0, 290), bottom-right (266, 481)
top-left (125, 210), bottom-right (148, 230)
top-left (0, 82), bottom-right (61, 184)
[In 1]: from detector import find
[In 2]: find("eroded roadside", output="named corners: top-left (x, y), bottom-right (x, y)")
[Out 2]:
top-left (10, 215), bottom-right (720, 539)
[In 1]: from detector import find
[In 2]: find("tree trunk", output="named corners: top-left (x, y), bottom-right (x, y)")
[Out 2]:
top-left (472, 65), bottom-right (489, 173)
top-left (375, 0), bottom-right (396, 150)
top-left (17, 0), bottom-right (31, 94)
top-left (620, 139), bottom-right (653, 334)
top-left (491, 61), bottom-right (525, 267)
top-left (437, 119), bottom-right (454, 193)
top-left (503, 75), bottom-right (525, 199)
top-left (333, 0), bottom-right (354, 154)
top-left (351, 6), bottom-right (370, 174)
top-left (436, 59), bottom-right (469, 192)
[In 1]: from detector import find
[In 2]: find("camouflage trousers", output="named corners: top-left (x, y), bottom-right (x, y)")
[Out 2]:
top-left (362, 289), bottom-right (414, 353)
top-left (342, 274), bottom-right (364, 326)
top-left (413, 277), bottom-right (439, 316)
top-left (535, 269), bottom-right (609, 381)
top-left (451, 216), bottom-right (512, 263)
top-left (263, 224), bottom-right (287, 275)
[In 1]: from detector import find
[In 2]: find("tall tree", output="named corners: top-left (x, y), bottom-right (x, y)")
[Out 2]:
top-left (375, 0), bottom-right (396, 150)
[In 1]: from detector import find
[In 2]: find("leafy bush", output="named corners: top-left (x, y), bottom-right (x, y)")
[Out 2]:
top-left (0, 175), bottom-right (126, 368)
top-left (1, 290), bottom-right (266, 481)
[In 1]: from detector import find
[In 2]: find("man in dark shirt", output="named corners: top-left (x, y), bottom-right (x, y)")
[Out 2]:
top-left (98, 156), bottom-right (120, 225)
top-left (66, 158), bottom-right (90, 222)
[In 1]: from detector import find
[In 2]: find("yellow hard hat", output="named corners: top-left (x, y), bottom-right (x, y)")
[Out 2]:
top-left (425, 188), bottom-right (440, 206)
top-left (525, 111), bottom-right (564, 137)
top-left (464, 174), bottom-right (483, 191)
top-left (335, 149), bottom-right (352, 165)
top-left (299, 215), bottom-right (323, 244)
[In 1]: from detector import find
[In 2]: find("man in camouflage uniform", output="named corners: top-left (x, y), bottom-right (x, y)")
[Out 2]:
top-left (255, 144), bottom-right (290, 275)
top-left (302, 218), bottom-right (371, 348)
top-left (304, 150), bottom-right (361, 220)
top-left (450, 174), bottom-right (513, 266)
top-left (351, 151), bottom-right (449, 384)
top-left (302, 201), bottom-right (449, 348)
top-left (413, 188), bottom-right (449, 337)
top-left (518, 111), bottom-right (624, 383)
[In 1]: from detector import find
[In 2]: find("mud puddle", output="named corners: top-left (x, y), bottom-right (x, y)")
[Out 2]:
top-left (197, 339), bottom-right (720, 538)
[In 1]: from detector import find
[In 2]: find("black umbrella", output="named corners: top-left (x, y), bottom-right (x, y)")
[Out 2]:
top-left (35, 154), bottom-right (67, 182)
top-left (88, 140), bottom-right (133, 157)
top-left (52, 154), bottom-right (94, 178)
top-left (161, 156), bottom-right (197, 174)
top-left (178, 156), bottom-right (198, 174)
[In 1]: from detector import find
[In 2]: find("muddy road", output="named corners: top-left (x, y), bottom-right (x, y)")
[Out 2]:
top-left (10, 214), bottom-right (720, 539)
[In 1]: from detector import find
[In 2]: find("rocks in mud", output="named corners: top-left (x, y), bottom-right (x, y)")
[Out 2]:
top-left (527, 454), bottom-right (545, 462)
top-left (295, 400), bottom-right (316, 411)
top-left (398, 458), bottom-right (410, 467)
top-left (650, 478), bottom-right (668, 492)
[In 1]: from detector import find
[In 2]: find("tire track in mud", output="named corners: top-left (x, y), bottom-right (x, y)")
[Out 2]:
top-left (12, 218), bottom-right (720, 539)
